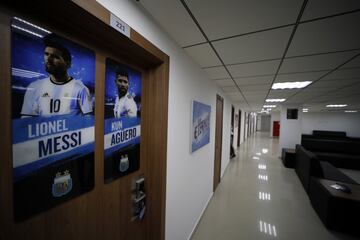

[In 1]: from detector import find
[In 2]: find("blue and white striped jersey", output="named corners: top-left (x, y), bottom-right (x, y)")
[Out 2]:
top-left (21, 77), bottom-right (93, 117)
top-left (113, 93), bottom-right (137, 118)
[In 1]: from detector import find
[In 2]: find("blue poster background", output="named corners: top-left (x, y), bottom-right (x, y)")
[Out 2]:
top-left (191, 101), bottom-right (211, 153)
top-left (11, 25), bottom-right (95, 181)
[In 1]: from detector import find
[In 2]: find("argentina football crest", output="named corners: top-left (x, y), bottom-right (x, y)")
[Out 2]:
top-left (119, 155), bottom-right (130, 172)
top-left (104, 58), bottom-right (141, 183)
top-left (11, 17), bottom-right (95, 221)
top-left (52, 170), bottom-right (73, 197)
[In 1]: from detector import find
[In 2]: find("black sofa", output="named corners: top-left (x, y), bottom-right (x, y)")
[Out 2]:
top-left (295, 144), bottom-right (360, 236)
top-left (295, 145), bottom-right (357, 193)
top-left (302, 130), bottom-right (347, 140)
top-left (301, 131), bottom-right (360, 170)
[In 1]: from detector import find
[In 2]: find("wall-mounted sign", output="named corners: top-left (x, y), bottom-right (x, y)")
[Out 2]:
top-left (110, 13), bottom-right (130, 38)
top-left (104, 58), bottom-right (141, 183)
top-left (191, 100), bottom-right (211, 153)
top-left (11, 17), bottom-right (95, 221)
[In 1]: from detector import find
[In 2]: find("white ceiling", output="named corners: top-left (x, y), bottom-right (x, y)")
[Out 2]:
top-left (140, 0), bottom-right (360, 112)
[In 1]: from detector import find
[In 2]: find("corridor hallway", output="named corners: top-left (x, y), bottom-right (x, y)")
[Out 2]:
top-left (191, 132), bottom-right (357, 240)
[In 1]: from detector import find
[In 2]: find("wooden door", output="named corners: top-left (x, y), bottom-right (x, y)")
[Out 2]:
top-left (213, 95), bottom-right (223, 192)
top-left (237, 110), bottom-right (241, 147)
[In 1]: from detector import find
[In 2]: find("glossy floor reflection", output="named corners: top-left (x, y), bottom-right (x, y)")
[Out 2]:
top-left (191, 132), bottom-right (357, 240)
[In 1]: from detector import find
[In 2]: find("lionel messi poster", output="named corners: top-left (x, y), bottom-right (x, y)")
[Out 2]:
top-left (104, 58), bottom-right (141, 183)
top-left (11, 17), bottom-right (95, 221)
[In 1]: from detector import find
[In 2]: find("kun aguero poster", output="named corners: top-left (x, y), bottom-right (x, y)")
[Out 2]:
top-left (11, 17), bottom-right (95, 221)
top-left (104, 58), bottom-right (141, 183)
top-left (191, 100), bottom-right (211, 153)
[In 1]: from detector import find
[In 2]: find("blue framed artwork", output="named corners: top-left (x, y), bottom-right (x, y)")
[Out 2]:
top-left (191, 100), bottom-right (211, 153)
top-left (11, 17), bottom-right (95, 221)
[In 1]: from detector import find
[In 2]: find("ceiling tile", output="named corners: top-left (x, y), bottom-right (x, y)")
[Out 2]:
top-left (228, 60), bottom-right (280, 77)
top-left (275, 71), bottom-right (327, 83)
top-left (340, 85), bottom-right (360, 94)
top-left (243, 90), bottom-right (268, 96)
top-left (213, 79), bottom-right (235, 87)
top-left (301, 86), bottom-right (337, 93)
top-left (310, 79), bottom-right (360, 88)
top-left (235, 76), bottom-right (274, 85)
top-left (213, 27), bottom-right (292, 64)
top-left (222, 86), bottom-right (238, 93)
top-left (230, 95), bottom-right (244, 101)
top-left (301, 0), bottom-right (360, 21)
top-left (322, 68), bottom-right (360, 80)
top-left (185, 0), bottom-right (301, 40)
top-left (204, 66), bottom-right (230, 79)
top-left (280, 51), bottom-right (357, 73)
top-left (140, 0), bottom-right (205, 46)
top-left (268, 89), bottom-right (298, 98)
top-left (240, 84), bottom-right (271, 92)
top-left (288, 12), bottom-right (360, 56)
top-left (184, 43), bottom-right (221, 67)
top-left (340, 55), bottom-right (360, 69)
top-left (227, 92), bottom-right (242, 97)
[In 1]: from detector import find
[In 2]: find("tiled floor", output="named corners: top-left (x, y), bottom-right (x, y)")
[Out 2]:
top-left (191, 132), bottom-right (357, 240)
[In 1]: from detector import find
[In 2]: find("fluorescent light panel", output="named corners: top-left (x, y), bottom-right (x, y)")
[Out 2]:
top-left (326, 104), bottom-right (347, 108)
top-left (345, 110), bottom-right (357, 113)
top-left (266, 99), bottom-right (285, 102)
top-left (263, 105), bottom-right (276, 108)
top-left (272, 81), bottom-right (312, 89)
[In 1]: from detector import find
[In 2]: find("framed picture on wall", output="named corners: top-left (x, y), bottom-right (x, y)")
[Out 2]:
top-left (287, 108), bottom-right (298, 119)
top-left (103, 58), bottom-right (142, 183)
top-left (191, 100), bottom-right (211, 153)
top-left (11, 17), bottom-right (95, 221)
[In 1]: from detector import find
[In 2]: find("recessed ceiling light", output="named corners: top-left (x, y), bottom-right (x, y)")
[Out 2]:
top-left (266, 99), bottom-right (285, 102)
top-left (345, 110), bottom-right (357, 113)
top-left (326, 104), bottom-right (347, 108)
top-left (263, 105), bottom-right (276, 108)
top-left (272, 81), bottom-right (312, 89)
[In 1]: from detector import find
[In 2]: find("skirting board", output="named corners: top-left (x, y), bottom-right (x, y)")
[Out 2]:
top-left (187, 192), bottom-right (214, 240)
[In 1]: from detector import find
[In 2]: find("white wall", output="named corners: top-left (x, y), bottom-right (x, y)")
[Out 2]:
top-left (302, 112), bottom-right (360, 137)
top-left (96, 1), bottom-right (234, 240)
top-left (270, 112), bottom-right (280, 137)
top-left (279, 105), bottom-right (302, 152)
